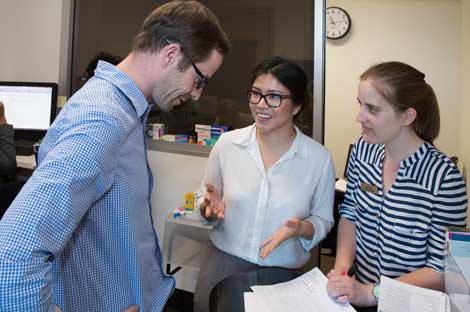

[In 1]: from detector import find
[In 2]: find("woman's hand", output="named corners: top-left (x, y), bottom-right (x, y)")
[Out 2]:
top-left (259, 217), bottom-right (303, 260)
top-left (327, 274), bottom-right (376, 307)
top-left (199, 183), bottom-right (225, 221)
top-left (326, 266), bottom-right (349, 279)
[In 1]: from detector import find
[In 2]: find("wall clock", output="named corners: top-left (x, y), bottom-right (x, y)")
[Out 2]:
top-left (326, 7), bottom-right (351, 39)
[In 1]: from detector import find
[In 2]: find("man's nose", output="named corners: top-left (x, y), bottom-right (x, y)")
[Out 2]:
top-left (191, 87), bottom-right (203, 101)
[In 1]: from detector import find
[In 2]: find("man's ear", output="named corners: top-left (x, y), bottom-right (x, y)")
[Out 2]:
top-left (402, 107), bottom-right (417, 126)
top-left (161, 43), bottom-right (180, 69)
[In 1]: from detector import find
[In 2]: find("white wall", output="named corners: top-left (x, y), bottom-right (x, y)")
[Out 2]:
top-left (148, 150), bottom-right (209, 292)
top-left (460, 0), bottom-right (470, 226)
top-left (325, 0), bottom-right (462, 177)
top-left (0, 0), bottom-right (71, 95)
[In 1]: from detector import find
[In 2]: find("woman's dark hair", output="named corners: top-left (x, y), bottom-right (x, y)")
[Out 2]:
top-left (133, 0), bottom-right (230, 68)
top-left (82, 52), bottom-right (122, 81)
top-left (360, 61), bottom-right (440, 143)
top-left (251, 56), bottom-right (310, 109)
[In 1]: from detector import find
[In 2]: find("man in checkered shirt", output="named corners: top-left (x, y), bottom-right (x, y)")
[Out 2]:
top-left (0, 1), bottom-right (229, 311)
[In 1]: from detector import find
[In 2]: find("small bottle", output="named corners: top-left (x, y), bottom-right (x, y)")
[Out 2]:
top-left (184, 192), bottom-right (194, 211)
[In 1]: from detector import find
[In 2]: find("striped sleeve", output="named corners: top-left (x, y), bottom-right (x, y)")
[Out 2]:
top-left (340, 142), bottom-right (359, 222)
top-left (426, 165), bottom-right (467, 272)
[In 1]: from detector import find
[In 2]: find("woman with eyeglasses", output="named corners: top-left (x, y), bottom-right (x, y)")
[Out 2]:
top-left (193, 56), bottom-right (336, 312)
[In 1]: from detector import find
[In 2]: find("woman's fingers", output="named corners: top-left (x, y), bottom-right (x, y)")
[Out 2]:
top-left (336, 295), bottom-right (350, 304)
top-left (259, 244), bottom-right (273, 260)
top-left (205, 183), bottom-right (215, 192)
top-left (259, 237), bottom-right (272, 249)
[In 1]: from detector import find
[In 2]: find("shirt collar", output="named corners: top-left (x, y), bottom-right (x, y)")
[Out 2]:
top-left (374, 140), bottom-right (430, 169)
top-left (94, 60), bottom-right (150, 118)
top-left (232, 123), bottom-right (307, 159)
top-left (400, 141), bottom-right (430, 169)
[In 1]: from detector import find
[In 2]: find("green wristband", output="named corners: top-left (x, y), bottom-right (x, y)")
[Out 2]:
top-left (372, 283), bottom-right (380, 303)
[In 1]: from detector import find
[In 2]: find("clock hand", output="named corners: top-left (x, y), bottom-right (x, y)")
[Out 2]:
top-left (329, 16), bottom-right (335, 25)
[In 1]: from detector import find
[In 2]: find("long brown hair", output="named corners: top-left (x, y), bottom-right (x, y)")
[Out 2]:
top-left (360, 61), bottom-right (440, 143)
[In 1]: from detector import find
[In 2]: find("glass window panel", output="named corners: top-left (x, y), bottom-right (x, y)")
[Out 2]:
top-left (71, 0), bottom-right (314, 137)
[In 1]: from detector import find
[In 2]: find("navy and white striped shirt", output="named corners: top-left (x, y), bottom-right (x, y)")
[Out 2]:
top-left (0, 62), bottom-right (174, 311)
top-left (340, 137), bottom-right (467, 284)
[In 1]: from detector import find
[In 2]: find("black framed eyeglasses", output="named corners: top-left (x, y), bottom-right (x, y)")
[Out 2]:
top-left (246, 90), bottom-right (292, 108)
top-left (190, 62), bottom-right (209, 89)
top-left (166, 38), bottom-right (209, 90)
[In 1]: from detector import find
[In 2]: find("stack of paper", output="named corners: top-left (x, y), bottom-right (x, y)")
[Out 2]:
top-left (244, 267), bottom-right (356, 312)
top-left (379, 276), bottom-right (449, 312)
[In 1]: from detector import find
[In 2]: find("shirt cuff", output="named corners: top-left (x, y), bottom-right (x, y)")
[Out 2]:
top-left (299, 217), bottom-right (333, 251)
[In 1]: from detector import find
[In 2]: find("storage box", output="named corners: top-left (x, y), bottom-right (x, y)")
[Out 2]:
top-left (195, 124), bottom-right (211, 145)
top-left (195, 124), bottom-right (231, 146)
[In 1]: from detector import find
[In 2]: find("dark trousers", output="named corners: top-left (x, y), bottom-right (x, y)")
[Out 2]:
top-left (193, 242), bottom-right (262, 312)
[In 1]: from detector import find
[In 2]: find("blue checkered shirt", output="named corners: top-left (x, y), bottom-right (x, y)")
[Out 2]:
top-left (0, 61), bottom-right (175, 311)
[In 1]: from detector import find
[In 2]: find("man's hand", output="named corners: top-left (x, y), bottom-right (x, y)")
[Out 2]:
top-left (259, 217), bottom-right (303, 260)
top-left (199, 183), bottom-right (225, 221)
top-left (123, 304), bottom-right (139, 312)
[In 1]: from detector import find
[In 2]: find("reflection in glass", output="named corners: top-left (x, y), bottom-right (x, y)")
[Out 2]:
top-left (71, 0), bottom-right (314, 136)
top-left (149, 0), bottom-right (314, 136)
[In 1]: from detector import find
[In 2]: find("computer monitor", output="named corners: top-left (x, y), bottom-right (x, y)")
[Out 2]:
top-left (0, 81), bottom-right (58, 142)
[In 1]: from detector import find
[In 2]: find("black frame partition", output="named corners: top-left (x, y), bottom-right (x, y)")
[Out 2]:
top-left (69, 0), bottom-right (326, 143)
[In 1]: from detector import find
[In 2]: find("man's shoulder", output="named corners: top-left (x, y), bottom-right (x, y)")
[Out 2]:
top-left (48, 88), bottom-right (126, 144)
top-left (64, 81), bottom-right (129, 121)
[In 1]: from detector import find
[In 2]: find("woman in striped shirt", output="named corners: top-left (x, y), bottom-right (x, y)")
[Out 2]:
top-left (326, 61), bottom-right (467, 307)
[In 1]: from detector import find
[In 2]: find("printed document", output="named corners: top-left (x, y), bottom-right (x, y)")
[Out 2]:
top-left (244, 292), bottom-right (270, 312)
top-left (378, 276), bottom-right (449, 312)
top-left (247, 267), bottom-right (356, 312)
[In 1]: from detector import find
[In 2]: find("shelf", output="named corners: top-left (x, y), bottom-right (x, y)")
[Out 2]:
top-left (163, 213), bottom-right (213, 275)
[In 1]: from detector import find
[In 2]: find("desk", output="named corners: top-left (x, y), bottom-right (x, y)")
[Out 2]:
top-left (14, 155), bottom-right (35, 179)
top-left (16, 155), bottom-right (36, 172)
top-left (16, 154), bottom-right (36, 170)
top-left (209, 268), bottom-right (377, 312)
top-left (162, 213), bottom-right (212, 275)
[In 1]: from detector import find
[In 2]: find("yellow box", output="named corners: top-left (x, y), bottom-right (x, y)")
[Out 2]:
top-left (184, 192), bottom-right (194, 211)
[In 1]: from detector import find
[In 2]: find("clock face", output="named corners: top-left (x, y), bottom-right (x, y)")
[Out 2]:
top-left (326, 7), bottom-right (351, 39)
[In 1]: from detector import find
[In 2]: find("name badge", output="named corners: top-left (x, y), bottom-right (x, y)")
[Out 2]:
top-left (360, 182), bottom-right (378, 194)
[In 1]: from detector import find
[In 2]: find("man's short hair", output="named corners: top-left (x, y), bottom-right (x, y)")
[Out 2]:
top-left (133, 0), bottom-right (230, 67)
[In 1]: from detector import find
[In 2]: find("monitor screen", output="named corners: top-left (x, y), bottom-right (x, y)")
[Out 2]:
top-left (0, 81), bottom-right (58, 141)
